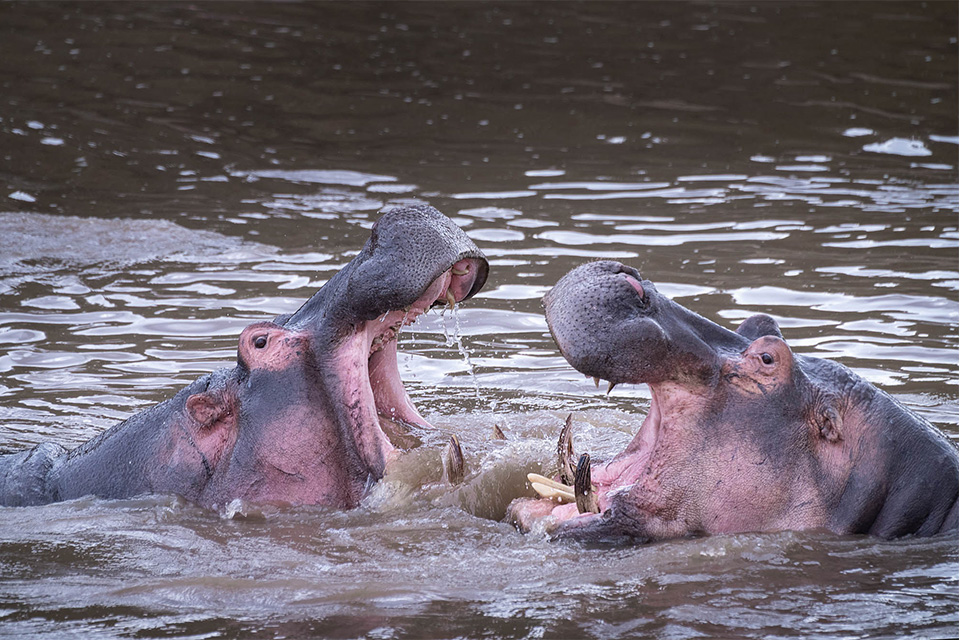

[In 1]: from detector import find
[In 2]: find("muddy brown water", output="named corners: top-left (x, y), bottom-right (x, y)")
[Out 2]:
top-left (0, 2), bottom-right (957, 638)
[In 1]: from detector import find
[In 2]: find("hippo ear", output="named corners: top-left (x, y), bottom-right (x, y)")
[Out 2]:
top-left (186, 392), bottom-right (227, 430)
top-left (186, 392), bottom-right (237, 469)
top-left (736, 314), bottom-right (783, 341)
top-left (817, 404), bottom-right (843, 443)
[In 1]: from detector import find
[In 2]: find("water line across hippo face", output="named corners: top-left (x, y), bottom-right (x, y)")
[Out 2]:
top-left (0, 205), bottom-right (488, 510)
top-left (511, 260), bottom-right (959, 542)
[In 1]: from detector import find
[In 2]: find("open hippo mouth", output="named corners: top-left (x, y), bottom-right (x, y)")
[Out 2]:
top-left (358, 255), bottom-right (484, 436)
top-left (273, 204), bottom-right (488, 495)
top-left (512, 260), bottom-right (746, 539)
top-left (516, 260), bottom-right (959, 542)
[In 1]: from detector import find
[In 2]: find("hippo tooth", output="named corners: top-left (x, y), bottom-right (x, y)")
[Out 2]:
top-left (452, 266), bottom-right (470, 276)
top-left (530, 481), bottom-right (575, 503)
top-left (527, 473), bottom-right (572, 491)
top-left (593, 377), bottom-right (600, 388)
top-left (574, 453), bottom-right (600, 514)
top-left (445, 289), bottom-right (457, 309)
top-left (443, 434), bottom-right (465, 485)
top-left (606, 381), bottom-right (617, 395)
top-left (557, 413), bottom-right (577, 486)
top-left (493, 424), bottom-right (506, 440)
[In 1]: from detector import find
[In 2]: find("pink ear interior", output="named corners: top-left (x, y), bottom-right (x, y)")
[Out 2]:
top-left (187, 393), bottom-right (222, 429)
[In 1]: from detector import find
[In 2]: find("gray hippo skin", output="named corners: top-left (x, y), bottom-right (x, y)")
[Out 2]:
top-left (511, 261), bottom-right (958, 542)
top-left (0, 205), bottom-right (487, 509)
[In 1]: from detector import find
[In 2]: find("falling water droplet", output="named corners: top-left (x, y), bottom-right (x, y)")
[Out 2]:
top-left (442, 304), bottom-right (481, 401)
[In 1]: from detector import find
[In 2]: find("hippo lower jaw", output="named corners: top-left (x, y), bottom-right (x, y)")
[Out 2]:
top-left (512, 385), bottom-right (667, 539)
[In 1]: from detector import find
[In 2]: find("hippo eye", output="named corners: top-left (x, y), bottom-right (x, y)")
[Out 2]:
top-left (760, 353), bottom-right (774, 365)
top-left (254, 335), bottom-right (268, 349)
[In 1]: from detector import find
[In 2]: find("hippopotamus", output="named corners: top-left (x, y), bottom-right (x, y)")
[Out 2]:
top-left (0, 205), bottom-right (487, 509)
top-left (511, 260), bottom-right (958, 542)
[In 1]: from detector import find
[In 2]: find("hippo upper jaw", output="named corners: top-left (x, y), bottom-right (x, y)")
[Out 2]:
top-left (282, 205), bottom-right (489, 333)
top-left (543, 261), bottom-right (743, 389)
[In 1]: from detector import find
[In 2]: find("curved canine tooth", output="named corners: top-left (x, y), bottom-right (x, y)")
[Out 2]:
top-left (445, 289), bottom-right (457, 309)
top-left (526, 473), bottom-right (570, 491)
top-left (557, 413), bottom-right (576, 486)
top-left (492, 424), bottom-right (506, 440)
top-left (530, 481), bottom-right (575, 503)
top-left (452, 265), bottom-right (470, 276)
top-left (443, 434), bottom-right (465, 485)
top-left (593, 377), bottom-right (600, 389)
top-left (574, 453), bottom-right (600, 514)
top-left (606, 381), bottom-right (617, 395)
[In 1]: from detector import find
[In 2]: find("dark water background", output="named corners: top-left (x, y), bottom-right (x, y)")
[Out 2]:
top-left (0, 2), bottom-right (957, 638)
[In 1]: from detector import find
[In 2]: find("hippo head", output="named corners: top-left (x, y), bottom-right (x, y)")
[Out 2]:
top-left (173, 205), bottom-right (488, 509)
top-left (512, 260), bottom-right (957, 542)
top-left (543, 261), bottom-right (739, 389)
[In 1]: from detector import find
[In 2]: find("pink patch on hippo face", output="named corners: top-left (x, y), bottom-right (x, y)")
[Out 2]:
top-left (447, 258), bottom-right (484, 302)
top-left (722, 335), bottom-right (795, 395)
top-left (238, 321), bottom-right (309, 372)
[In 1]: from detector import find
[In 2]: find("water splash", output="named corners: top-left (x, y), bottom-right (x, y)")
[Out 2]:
top-left (442, 304), bottom-right (481, 401)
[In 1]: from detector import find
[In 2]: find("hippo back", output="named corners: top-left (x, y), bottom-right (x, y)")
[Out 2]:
top-left (0, 442), bottom-right (66, 506)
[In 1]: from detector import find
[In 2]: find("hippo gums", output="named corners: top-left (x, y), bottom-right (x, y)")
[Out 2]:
top-left (0, 205), bottom-right (488, 509)
top-left (511, 261), bottom-right (958, 542)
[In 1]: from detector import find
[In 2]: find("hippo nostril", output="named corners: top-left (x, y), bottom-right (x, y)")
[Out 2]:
top-left (624, 275), bottom-right (644, 299)
top-left (254, 335), bottom-right (268, 349)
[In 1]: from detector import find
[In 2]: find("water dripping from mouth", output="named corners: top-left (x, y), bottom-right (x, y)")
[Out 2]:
top-left (442, 304), bottom-right (481, 402)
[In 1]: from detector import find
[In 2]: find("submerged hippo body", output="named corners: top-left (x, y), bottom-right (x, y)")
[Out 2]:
top-left (512, 261), bottom-right (958, 542)
top-left (0, 205), bottom-right (487, 509)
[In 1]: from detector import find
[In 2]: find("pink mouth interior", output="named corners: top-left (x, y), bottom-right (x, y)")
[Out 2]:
top-left (343, 258), bottom-right (483, 448)
top-left (540, 386), bottom-right (664, 525)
